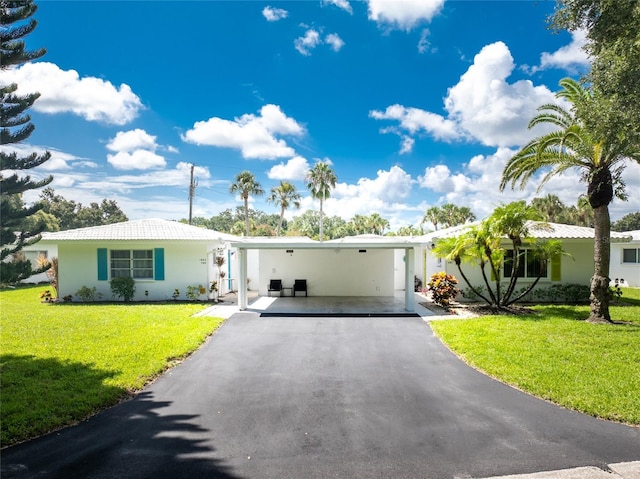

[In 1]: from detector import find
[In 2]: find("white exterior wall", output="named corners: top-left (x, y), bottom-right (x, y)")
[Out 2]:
top-left (610, 241), bottom-right (640, 287)
top-left (258, 248), bottom-right (394, 296)
top-left (56, 241), bottom-right (219, 301)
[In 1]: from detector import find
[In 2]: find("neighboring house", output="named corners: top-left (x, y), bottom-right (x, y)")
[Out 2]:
top-left (610, 230), bottom-right (640, 287)
top-left (413, 221), bottom-right (633, 293)
top-left (36, 219), bottom-right (239, 301)
top-left (20, 243), bottom-right (58, 284)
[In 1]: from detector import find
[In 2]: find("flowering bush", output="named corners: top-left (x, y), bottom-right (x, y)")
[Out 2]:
top-left (427, 272), bottom-right (459, 310)
top-left (39, 290), bottom-right (53, 302)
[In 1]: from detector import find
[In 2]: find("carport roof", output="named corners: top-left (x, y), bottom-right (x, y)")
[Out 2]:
top-left (231, 234), bottom-right (415, 249)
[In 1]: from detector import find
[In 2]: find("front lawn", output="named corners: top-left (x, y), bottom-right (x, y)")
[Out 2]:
top-left (430, 288), bottom-right (640, 425)
top-left (0, 285), bottom-right (225, 446)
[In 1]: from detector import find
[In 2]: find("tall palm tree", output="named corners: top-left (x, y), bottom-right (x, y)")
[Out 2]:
top-left (306, 161), bottom-right (337, 241)
top-left (229, 170), bottom-right (264, 237)
top-left (267, 181), bottom-right (301, 236)
top-left (500, 78), bottom-right (640, 323)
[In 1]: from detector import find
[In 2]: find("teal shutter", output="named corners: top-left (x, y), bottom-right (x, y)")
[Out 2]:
top-left (97, 248), bottom-right (108, 280)
top-left (154, 248), bottom-right (165, 280)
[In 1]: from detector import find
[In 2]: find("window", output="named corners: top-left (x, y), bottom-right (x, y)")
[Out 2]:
top-left (503, 249), bottom-right (547, 279)
top-left (622, 248), bottom-right (639, 264)
top-left (24, 250), bottom-right (47, 264)
top-left (110, 250), bottom-right (153, 279)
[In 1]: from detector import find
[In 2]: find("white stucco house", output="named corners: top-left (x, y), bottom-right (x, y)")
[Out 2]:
top-left (25, 217), bottom-right (636, 307)
top-left (33, 219), bottom-right (239, 301)
top-left (412, 221), bottom-right (633, 293)
top-left (609, 230), bottom-right (640, 287)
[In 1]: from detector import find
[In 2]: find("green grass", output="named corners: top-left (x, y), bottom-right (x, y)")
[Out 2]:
top-left (1, 285), bottom-right (225, 446)
top-left (431, 287), bottom-right (640, 425)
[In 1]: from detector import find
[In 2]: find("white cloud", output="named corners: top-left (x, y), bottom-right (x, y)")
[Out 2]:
top-left (2, 62), bottom-right (143, 125)
top-left (371, 41), bottom-right (560, 151)
top-left (107, 150), bottom-right (166, 170)
top-left (324, 0), bottom-right (353, 14)
top-left (443, 42), bottom-right (558, 147)
top-left (267, 156), bottom-right (310, 181)
top-left (325, 33), bottom-right (345, 52)
top-left (182, 104), bottom-right (305, 160)
top-left (262, 6), bottom-right (288, 21)
top-left (369, 104), bottom-right (460, 141)
top-left (534, 29), bottom-right (589, 73)
top-left (367, 0), bottom-right (445, 31)
top-left (106, 129), bottom-right (158, 152)
top-left (105, 129), bottom-right (166, 170)
top-left (399, 136), bottom-right (414, 154)
top-left (417, 28), bottom-right (431, 54)
top-left (294, 28), bottom-right (322, 55)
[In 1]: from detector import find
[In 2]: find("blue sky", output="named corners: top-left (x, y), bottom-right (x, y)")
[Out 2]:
top-left (4, 0), bottom-right (639, 231)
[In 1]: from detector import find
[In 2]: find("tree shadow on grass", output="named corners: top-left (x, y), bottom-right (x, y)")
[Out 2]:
top-left (0, 354), bottom-right (126, 447)
top-left (1, 356), bottom-right (241, 479)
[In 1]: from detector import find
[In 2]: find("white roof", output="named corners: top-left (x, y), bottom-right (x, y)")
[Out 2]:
top-left (40, 219), bottom-right (239, 242)
top-left (620, 230), bottom-right (640, 241)
top-left (416, 221), bottom-right (632, 243)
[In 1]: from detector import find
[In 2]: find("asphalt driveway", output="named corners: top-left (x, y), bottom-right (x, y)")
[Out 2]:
top-left (2, 313), bottom-right (639, 479)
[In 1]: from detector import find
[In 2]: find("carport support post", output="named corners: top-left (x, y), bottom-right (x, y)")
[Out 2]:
top-left (404, 247), bottom-right (415, 312)
top-left (238, 248), bottom-right (248, 310)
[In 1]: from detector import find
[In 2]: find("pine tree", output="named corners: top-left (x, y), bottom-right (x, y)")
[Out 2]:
top-left (1, 0), bottom-right (52, 284)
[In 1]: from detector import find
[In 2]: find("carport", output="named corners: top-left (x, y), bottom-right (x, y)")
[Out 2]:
top-left (230, 236), bottom-right (417, 312)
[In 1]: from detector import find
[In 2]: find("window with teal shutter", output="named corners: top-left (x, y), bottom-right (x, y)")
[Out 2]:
top-left (154, 248), bottom-right (165, 280)
top-left (97, 248), bottom-right (108, 280)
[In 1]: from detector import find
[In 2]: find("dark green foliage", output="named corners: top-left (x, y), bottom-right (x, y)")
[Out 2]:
top-left (1, 0), bottom-right (51, 284)
top-left (110, 277), bottom-right (136, 302)
top-left (552, 0), bottom-right (640, 149)
top-left (38, 188), bottom-right (128, 230)
top-left (611, 212), bottom-right (640, 232)
top-left (75, 286), bottom-right (101, 302)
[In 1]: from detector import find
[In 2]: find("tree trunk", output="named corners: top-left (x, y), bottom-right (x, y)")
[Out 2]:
top-left (278, 206), bottom-right (285, 236)
top-left (244, 196), bottom-right (250, 237)
top-left (587, 204), bottom-right (612, 323)
top-left (319, 197), bottom-right (324, 242)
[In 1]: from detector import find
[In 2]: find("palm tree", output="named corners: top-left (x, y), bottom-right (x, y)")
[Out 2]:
top-left (306, 161), bottom-right (337, 241)
top-left (367, 213), bottom-right (389, 235)
top-left (500, 78), bottom-right (640, 323)
top-left (423, 206), bottom-right (442, 231)
top-left (440, 203), bottom-right (476, 228)
top-left (229, 171), bottom-right (264, 237)
top-left (530, 194), bottom-right (566, 223)
top-left (267, 181), bottom-right (301, 236)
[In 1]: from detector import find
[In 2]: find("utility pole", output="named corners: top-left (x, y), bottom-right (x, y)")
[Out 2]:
top-left (188, 164), bottom-right (198, 224)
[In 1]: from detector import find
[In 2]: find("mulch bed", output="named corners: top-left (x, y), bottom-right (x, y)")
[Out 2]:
top-left (420, 302), bottom-right (537, 318)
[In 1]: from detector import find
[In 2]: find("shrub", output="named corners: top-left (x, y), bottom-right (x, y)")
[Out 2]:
top-left (427, 272), bottom-right (459, 310)
top-left (185, 285), bottom-right (206, 301)
top-left (110, 277), bottom-right (136, 302)
top-left (75, 286), bottom-right (102, 302)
